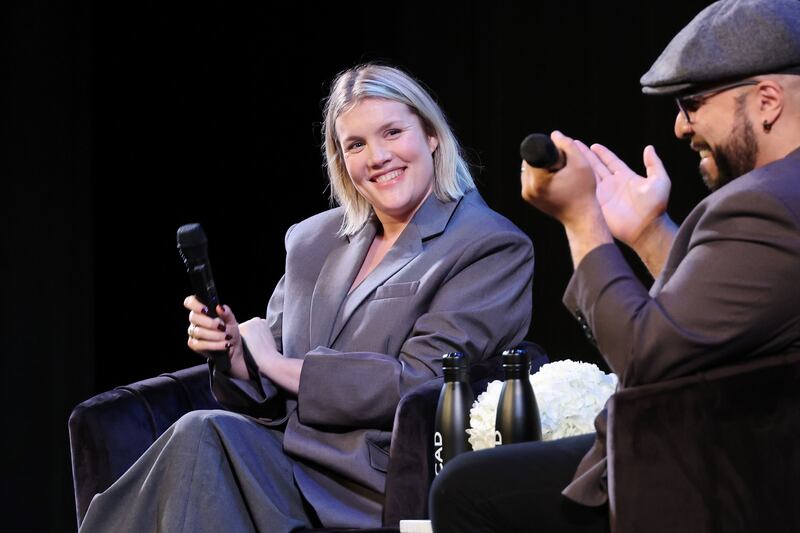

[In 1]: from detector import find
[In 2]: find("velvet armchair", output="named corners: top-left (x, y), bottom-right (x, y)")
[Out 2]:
top-left (69, 342), bottom-right (548, 531)
top-left (607, 350), bottom-right (800, 533)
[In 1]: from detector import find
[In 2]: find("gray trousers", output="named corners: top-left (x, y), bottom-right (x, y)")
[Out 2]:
top-left (79, 409), bottom-right (317, 533)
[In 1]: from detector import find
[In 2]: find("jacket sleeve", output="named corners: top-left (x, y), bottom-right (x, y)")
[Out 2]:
top-left (296, 229), bottom-right (534, 430)
top-left (563, 189), bottom-right (800, 386)
top-left (208, 230), bottom-right (292, 419)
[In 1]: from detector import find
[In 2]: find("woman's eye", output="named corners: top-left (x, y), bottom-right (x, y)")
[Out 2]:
top-left (386, 128), bottom-right (402, 137)
top-left (347, 141), bottom-right (365, 151)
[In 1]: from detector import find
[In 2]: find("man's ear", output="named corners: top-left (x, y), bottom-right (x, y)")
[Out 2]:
top-left (756, 79), bottom-right (784, 128)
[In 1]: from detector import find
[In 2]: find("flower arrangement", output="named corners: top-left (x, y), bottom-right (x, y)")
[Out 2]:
top-left (467, 360), bottom-right (618, 450)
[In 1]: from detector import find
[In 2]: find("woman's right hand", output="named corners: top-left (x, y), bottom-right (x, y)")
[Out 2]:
top-left (183, 295), bottom-right (247, 379)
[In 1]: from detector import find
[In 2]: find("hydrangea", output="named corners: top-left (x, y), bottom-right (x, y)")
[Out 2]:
top-left (465, 380), bottom-right (505, 450)
top-left (467, 360), bottom-right (618, 450)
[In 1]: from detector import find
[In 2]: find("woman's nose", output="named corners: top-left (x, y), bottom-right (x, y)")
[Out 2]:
top-left (367, 142), bottom-right (391, 167)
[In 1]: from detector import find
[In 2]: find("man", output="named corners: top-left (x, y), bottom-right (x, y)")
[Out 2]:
top-left (429, 1), bottom-right (800, 531)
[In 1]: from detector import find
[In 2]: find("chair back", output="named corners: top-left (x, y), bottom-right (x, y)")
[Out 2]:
top-left (608, 351), bottom-right (800, 533)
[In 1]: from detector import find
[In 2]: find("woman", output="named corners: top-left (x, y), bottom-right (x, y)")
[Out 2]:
top-left (79, 63), bottom-right (533, 532)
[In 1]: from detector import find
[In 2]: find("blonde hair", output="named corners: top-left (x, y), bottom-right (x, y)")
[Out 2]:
top-left (322, 63), bottom-right (475, 236)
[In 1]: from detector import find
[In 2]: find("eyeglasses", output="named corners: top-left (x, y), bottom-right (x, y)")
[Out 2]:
top-left (675, 80), bottom-right (759, 124)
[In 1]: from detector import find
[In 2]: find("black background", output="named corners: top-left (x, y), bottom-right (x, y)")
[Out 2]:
top-left (6, 1), bottom-right (713, 531)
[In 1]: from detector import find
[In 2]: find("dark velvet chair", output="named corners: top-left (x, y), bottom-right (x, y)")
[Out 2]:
top-left (69, 343), bottom-right (548, 531)
top-left (607, 350), bottom-right (800, 533)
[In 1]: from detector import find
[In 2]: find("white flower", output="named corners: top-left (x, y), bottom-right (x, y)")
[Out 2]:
top-left (467, 359), bottom-right (617, 450)
top-left (466, 380), bottom-right (504, 450)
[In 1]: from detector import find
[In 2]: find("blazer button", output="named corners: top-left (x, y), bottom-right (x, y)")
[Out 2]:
top-left (575, 310), bottom-right (597, 346)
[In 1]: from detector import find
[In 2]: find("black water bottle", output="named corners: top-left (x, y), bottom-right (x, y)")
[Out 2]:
top-left (433, 352), bottom-right (474, 475)
top-left (494, 347), bottom-right (542, 445)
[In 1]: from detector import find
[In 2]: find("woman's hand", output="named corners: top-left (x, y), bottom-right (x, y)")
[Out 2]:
top-left (183, 295), bottom-right (247, 379)
top-left (237, 318), bottom-right (303, 395)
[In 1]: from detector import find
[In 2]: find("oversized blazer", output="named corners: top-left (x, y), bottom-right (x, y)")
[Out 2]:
top-left (561, 147), bottom-right (800, 506)
top-left (211, 190), bottom-right (533, 528)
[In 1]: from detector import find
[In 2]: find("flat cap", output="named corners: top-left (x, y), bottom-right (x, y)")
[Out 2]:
top-left (641, 0), bottom-right (800, 95)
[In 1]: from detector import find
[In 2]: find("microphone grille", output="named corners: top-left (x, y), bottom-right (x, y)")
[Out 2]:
top-left (520, 133), bottom-right (559, 168)
top-left (176, 223), bottom-right (207, 249)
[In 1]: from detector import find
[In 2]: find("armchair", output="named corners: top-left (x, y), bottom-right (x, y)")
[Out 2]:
top-left (69, 342), bottom-right (547, 531)
top-left (607, 350), bottom-right (800, 533)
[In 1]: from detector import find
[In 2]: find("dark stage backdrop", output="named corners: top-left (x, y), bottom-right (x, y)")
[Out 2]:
top-left (7, 1), bottom-right (714, 531)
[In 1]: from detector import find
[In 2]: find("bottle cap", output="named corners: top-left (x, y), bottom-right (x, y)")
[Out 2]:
top-left (501, 346), bottom-right (530, 366)
top-left (441, 352), bottom-right (467, 369)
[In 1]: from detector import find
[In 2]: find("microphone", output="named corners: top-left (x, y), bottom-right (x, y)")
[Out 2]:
top-left (520, 133), bottom-right (566, 171)
top-left (176, 223), bottom-right (230, 371)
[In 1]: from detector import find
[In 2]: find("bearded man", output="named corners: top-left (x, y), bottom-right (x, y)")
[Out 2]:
top-left (430, 1), bottom-right (800, 532)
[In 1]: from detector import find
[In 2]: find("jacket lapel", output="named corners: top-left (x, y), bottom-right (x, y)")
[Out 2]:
top-left (308, 222), bottom-right (376, 350)
top-left (327, 193), bottom-right (463, 347)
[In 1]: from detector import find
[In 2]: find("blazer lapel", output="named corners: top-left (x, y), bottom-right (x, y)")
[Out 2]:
top-left (328, 193), bottom-right (463, 347)
top-left (308, 222), bottom-right (376, 350)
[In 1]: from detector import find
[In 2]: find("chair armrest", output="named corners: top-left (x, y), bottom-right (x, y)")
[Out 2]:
top-left (608, 351), bottom-right (800, 533)
top-left (383, 377), bottom-right (441, 527)
top-left (69, 364), bottom-right (220, 525)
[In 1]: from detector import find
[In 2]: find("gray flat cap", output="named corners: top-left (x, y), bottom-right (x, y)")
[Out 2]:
top-left (641, 0), bottom-right (800, 95)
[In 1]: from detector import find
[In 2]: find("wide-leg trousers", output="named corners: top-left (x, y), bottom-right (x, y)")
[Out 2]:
top-left (79, 409), bottom-right (318, 533)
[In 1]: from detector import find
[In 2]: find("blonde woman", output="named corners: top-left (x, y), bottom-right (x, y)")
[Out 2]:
top-left (80, 64), bottom-right (533, 532)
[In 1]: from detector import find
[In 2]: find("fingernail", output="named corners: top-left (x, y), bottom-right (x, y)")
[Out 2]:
top-left (201, 306), bottom-right (209, 315)
top-left (217, 323), bottom-right (226, 332)
top-left (225, 342), bottom-right (231, 349)
top-left (225, 334), bottom-right (232, 340)
top-left (219, 304), bottom-right (226, 313)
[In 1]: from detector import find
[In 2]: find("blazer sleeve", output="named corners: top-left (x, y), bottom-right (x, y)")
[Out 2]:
top-left (207, 230), bottom-right (292, 419)
top-left (563, 188), bottom-right (800, 386)
top-left (296, 228), bottom-right (533, 430)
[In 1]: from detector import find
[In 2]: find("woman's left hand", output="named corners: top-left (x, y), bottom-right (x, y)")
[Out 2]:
top-left (183, 296), bottom-right (248, 379)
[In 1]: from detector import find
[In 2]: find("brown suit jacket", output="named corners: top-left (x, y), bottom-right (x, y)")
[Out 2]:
top-left (210, 190), bottom-right (533, 527)
top-left (561, 148), bottom-right (800, 506)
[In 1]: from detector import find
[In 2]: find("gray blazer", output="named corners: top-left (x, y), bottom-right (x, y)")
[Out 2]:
top-left (211, 190), bottom-right (533, 527)
top-left (561, 147), bottom-right (800, 506)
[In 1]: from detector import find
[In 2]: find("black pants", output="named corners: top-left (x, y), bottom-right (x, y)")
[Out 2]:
top-left (429, 433), bottom-right (610, 533)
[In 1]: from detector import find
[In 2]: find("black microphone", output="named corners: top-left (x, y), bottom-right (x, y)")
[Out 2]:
top-left (520, 133), bottom-right (566, 171)
top-left (176, 223), bottom-right (230, 371)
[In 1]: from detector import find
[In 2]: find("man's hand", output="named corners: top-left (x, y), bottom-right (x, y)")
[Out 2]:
top-left (521, 131), bottom-right (601, 227)
top-left (577, 143), bottom-right (677, 277)
top-left (583, 143), bottom-right (671, 246)
top-left (521, 131), bottom-right (613, 267)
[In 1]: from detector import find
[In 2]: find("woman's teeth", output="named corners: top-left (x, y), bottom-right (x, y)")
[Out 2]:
top-left (374, 169), bottom-right (402, 183)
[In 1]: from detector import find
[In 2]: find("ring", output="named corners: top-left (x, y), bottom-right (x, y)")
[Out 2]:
top-left (188, 324), bottom-right (198, 338)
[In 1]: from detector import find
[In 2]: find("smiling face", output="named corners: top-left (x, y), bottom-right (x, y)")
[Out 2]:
top-left (674, 84), bottom-right (760, 191)
top-left (335, 97), bottom-right (439, 226)
top-left (704, 99), bottom-right (758, 190)
top-left (690, 94), bottom-right (758, 191)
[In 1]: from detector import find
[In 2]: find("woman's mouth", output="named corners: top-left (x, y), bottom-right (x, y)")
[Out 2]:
top-left (371, 168), bottom-right (404, 184)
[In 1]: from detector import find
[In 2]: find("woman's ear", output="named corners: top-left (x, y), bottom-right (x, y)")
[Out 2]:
top-left (428, 135), bottom-right (439, 154)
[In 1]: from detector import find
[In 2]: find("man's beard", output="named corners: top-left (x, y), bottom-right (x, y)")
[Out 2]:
top-left (701, 95), bottom-right (758, 191)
